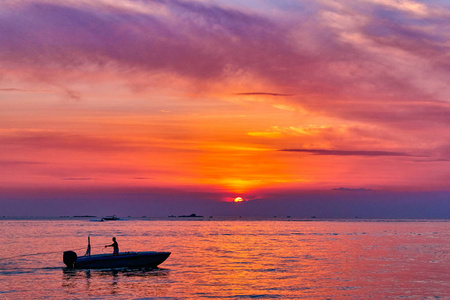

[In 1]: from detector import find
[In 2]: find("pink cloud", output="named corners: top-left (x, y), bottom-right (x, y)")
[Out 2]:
top-left (1, 1), bottom-right (448, 104)
top-left (0, 0), bottom-right (449, 194)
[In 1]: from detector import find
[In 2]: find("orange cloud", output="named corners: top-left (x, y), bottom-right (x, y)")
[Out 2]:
top-left (0, 0), bottom-right (449, 198)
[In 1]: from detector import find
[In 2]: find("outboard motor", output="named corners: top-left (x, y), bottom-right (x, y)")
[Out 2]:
top-left (63, 251), bottom-right (77, 269)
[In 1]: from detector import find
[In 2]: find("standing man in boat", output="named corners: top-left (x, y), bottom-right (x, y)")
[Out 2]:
top-left (105, 237), bottom-right (119, 255)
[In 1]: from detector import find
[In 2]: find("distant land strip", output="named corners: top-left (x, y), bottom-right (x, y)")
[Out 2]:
top-left (332, 187), bottom-right (375, 192)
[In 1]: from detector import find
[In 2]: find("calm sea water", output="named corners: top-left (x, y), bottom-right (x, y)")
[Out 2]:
top-left (0, 218), bottom-right (449, 299)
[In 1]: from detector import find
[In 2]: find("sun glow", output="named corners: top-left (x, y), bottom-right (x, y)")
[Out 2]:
top-left (234, 197), bottom-right (244, 202)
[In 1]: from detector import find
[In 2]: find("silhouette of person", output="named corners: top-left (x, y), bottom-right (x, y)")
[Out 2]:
top-left (105, 237), bottom-right (119, 255)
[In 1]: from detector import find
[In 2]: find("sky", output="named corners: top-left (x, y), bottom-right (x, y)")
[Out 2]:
top-left (0, 0), bottom-right (449, 217)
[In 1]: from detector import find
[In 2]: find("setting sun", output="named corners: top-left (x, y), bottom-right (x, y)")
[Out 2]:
top-left (234, 197), bottom-right (244, 203)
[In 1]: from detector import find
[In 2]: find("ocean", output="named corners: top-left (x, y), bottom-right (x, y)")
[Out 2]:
top-left (0, 218), bottom-right (449, 299)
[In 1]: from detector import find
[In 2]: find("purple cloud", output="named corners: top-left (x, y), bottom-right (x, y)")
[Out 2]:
top-left (0, 0), bottom-right (449, 154)
top-left (279, 148), bottom-right (411, 157)
top-left (1, 1), bottom-right (449, 104)
top-left (279, 149), bottom-right (411, 156)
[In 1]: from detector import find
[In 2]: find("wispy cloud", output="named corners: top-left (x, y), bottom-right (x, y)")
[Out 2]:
top-left (0, 88), bottom-right (52, 93)
top-left (0, 130), bottom-right (134, 152)
top-left (1, 1), bottom-right (447, 114)
top-left (413, 158), bottom-right (450, 163)
top-left (0, 160), bottom-right (46, 166)
top-left (235, 92), bottom-right (295, 97)
top-left (332, 187), bottom-right (375, 192)
top-left (1, 0), bottom-right (449, 106)
top-left (0, 88), bottom-right (30, 92)
top-left (280, 148), bottom-right (411, 157)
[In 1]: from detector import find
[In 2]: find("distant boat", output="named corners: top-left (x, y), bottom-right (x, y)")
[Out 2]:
top-left (102, 215), bottom-right (120, 221)
top-left (178, 213), bottom-right (203, 218)
top-left (89, 215), bottom-right (128, 222)
top-left (63, 251), bottom-right (171, 269)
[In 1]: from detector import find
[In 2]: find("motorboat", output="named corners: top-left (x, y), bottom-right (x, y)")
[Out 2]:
top-left (63, 237), bottom-right (170, 269)
top-left (63, 251), bottom-right (171, 269)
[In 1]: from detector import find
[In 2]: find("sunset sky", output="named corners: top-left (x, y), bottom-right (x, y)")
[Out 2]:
top-left (1, 0), bottom-right (449, 217)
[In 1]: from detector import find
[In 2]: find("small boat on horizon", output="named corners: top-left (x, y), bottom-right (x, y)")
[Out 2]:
top-left (177, 213), bottom-right (203, 218)
top-left (89, 215), bottom-right (129, 222)
top-left (102, 215), bottom-right (120, 221)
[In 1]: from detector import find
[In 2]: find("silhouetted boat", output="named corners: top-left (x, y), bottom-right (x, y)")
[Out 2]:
top-left (102, 215), bottom-right (120, 221)
top-left (89, 215), bottom-right (128, 222)
top-left (178, 213), bottom-right (203, 218)
top-left (63, 251), bottom-right (171, 269)
top-left (63, 237), bottom-right (170, 269)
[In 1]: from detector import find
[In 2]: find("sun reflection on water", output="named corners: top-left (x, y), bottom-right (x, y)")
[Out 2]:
top-left (1, 220), bottom-right (449, 299)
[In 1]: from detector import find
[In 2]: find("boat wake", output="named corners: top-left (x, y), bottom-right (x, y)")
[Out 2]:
top-left (0, 266), bottom-right (61, 276)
